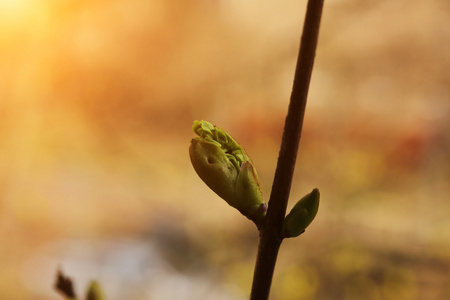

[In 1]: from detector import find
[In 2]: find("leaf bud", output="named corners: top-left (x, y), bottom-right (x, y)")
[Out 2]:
top-left (282, 188), bottom-right (320, 238)
top-left (189, 120), bottom-right (266, 222)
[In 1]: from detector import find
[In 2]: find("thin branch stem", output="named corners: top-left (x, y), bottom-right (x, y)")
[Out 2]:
top-left (55, 269), bottom-right (77, 299)
top-left (250, 0), bottom-right (324, 299)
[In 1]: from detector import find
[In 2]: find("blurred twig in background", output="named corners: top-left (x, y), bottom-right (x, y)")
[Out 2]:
top-left (55, 269), bottom-right (77, 299)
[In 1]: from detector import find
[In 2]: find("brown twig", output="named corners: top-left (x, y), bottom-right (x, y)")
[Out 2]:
top-left (55, 268), bottom-right (77, 299)
top-left (250, 0), bottom-right (324, 299)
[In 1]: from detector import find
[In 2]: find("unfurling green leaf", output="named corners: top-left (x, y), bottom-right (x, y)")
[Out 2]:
top-left (189, 120), bottom-right (266, 223)
top-left (282, 188), bottom-right (320, 238)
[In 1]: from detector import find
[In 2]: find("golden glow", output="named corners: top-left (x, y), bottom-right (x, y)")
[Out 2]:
top-left (0, 0), bottom-right (30, 17)
top-left (0, 1), bottom-right (448, 299)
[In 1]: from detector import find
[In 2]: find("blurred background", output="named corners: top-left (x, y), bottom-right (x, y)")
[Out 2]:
top-left (1, 0), bottom-right (449, 299)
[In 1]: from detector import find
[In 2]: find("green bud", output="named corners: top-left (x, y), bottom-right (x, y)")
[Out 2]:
top-left (282, 188), bottom-right (320, 238)
top-left (86, 281), bottom-right (105, 300)
top-left (189, 120), bottom-right (266, 222)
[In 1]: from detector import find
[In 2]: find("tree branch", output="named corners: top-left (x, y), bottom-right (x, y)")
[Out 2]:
top-left (250, 0), bottom-right (324, 299)
top-left (55, 268), bottom-right (77, 299)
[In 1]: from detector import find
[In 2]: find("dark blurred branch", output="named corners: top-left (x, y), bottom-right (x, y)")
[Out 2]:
top-left (55, 268), bottom-right (77, 299)
top-left (250, 0), bottom-right (324, 299)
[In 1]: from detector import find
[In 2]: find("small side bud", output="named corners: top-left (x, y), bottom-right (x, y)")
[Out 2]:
top-left (282, 188), bottom-right (320, 238)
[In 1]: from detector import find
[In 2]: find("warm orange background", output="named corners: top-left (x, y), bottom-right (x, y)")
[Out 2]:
top-left (1, 1), bottom-right (449, 299)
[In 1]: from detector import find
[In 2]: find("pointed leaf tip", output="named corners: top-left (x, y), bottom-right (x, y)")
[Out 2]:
top-left (86, 281), bottom-right (106, 300)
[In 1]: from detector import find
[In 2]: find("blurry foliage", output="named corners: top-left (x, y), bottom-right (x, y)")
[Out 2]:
top-left (0, 0), bottom-right (449, 299)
